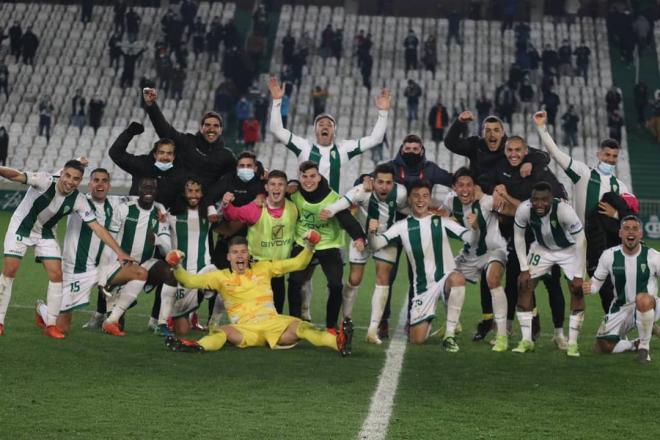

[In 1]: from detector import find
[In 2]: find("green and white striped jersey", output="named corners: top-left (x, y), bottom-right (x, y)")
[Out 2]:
top-left (8, 171), bottom-right (97, 240)
top-left (62, 195), bottom-right (129, 274)
top-left (381, 214), bottom-right (469, 296)
top-left (167, 208), bottom-right (211, 273)
top-left (445, 193), bottom-right (506, 257)
top-left (514, 198), bottom-right (582, 251)
top-left (593, 245), bottom-right (660, 313)
top-left (325, 183), bottom-right (407, 234)
top-left (270, 98), bottom-right (388, 193)
top-left (108, 200), bottom-right (170, 264)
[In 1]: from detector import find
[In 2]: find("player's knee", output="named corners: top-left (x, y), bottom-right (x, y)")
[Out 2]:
top-left (135, 267), bottom-right (148, 281)
top-left (448, 272), bottom-right (465, 286)
top-left (595, 338), bottom-right (615, 354)
top-left (348, 274), bottom-right (362, 287)
top-left (486, 274), bottom-right (500, 290)
top-left (636, 293), bottom-right (655, 312)
top-left (47, 269), bottom-right (63, 282)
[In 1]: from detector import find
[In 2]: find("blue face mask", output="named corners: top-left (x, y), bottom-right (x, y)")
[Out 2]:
top-left (154, 161), bottom-right (174, 171)
top-left (237, 168), bottom-right (255, 182)
top-left (597, 161), bottom-right (616, 175)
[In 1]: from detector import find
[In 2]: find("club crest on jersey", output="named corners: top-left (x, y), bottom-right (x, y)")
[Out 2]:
top-left (433, 217), bottom-right (439, 226)
top-left (63, 205), bottom-right (71, 214)
top-left (150, 218), bottom-right (157, 228)
top-left (613, 184), bottom-right (619, 192)
top-left (641, 263), bottom-right (647, 273)
top-left (331, 150), bottom-right (337, 159)
top-left (551, 220), bottom-right (558, 227)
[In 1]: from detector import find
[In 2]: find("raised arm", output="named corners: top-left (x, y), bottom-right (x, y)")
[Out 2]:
top-left (174, 266), bottom-right (221, 291)
top-left (142, 88), bottom-right (186, 144)
top-left (533, 111), bottom-right (572, 171)
top-left (335, 209), bottom-right (367, 241)
top-left (271, 245), bottom-right (315, 276)
top-left (267, 76), bottom-right (308, 153)
top-left (347, 88), bottom-right (390, 153)
top-left (0, 166), bottom-right (27, 184)
top-left (444, 111), bottom-right (476, 156)
top-left (223, 200), bottom-right (262, 224)
top-left (88, 221), bottom-right (133, 263)
top-left (108, 122), bottom-right (148, 174)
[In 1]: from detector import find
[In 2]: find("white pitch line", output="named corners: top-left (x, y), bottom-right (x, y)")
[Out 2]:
top-left (357, 302), bottom-right (408, 440)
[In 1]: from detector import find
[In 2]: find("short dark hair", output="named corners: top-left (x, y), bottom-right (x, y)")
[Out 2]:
top-left (452, 167), bottom-right (475, 185)
top-left (532, 181), bottom-right (553, 193)
top-left (237, 151), bottom-right (257, 163)
top-left (483, 116), bottom-right (505, 130)
top-left (599, 138), bottom-right (620, 150)
top-left (505, 135), bottom-right (527, 149)
top-left (152, 138), bottom-right (176, 155)
top-left (374, 163), bottom-right (395, 179)
top-left (138, 176), bottom-right (158, 186)
top-left (620, 215), bottom-right (641, 226)
top-left (201, 111), bottom-right (223, 127)
top-left (267, 169), bottom-right (288, 182)
top-left (299, 160), bottom-right (319, 173)
top-left (90, 167), bottom-right (110, 178)
top-left (407, 179), bottom-right (432, 194)
top-left (401, 134), bottom-right (423, 147)
top-left (184, 177), bottom-right (203, 189)
top-left (63, 160), bottom-right (85, 175)
top-left (228, 235), bottom-right (248, 249)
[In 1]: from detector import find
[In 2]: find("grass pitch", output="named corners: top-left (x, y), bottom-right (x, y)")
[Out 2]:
top-left (0, 211), bottom-right (657, 439)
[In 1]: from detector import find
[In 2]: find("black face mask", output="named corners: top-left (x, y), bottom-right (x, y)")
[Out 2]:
top-left (402, 152), bottom-right (422, 167)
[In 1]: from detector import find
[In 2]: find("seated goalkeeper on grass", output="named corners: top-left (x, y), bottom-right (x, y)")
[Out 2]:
top-left (163, 233), bottom-right (353, 356)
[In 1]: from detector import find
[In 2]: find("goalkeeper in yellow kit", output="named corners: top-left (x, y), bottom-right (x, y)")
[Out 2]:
top-left (163, 233), bottom-right (353, 356)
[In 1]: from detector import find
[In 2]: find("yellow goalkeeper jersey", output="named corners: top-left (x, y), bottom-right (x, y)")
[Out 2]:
top-left (174, 248), bottom-right (313, 325)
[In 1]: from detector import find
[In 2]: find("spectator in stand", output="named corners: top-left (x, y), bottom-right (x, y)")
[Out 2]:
top-left (223, 19), bottom-right (239, 49)
top-left (541, 44), bottom-right (559, 76)
top-left (634, 81), bottom-right (649, 127)
top-left (557, 39), bottom-right (573, 78)
top-left (518, 77), bottom-right (535, 116)
top-left (501, 0), bottom-right (517, 32)
top-left (253, 92), bottom-right (269, 141)
top-left (648, 91), bottom-right (660, 142)
top-left (561, 105), bottom-right (580, 147)
top-left (514, 22), bottom-right (531, 51)
top-left (246, 32), bottom-right (267, 69)
top-left (357, 32), bottom-right (372, 69)
top-left (88, 95), bottom-right (106, 134)
top-left (113, 1), bottom-right (127, 35)
top-left (606, 86), bottom-right (622, 114)
top-left (214, 80), bottom-right (236, 124)
top-left (608, 110), bottom-right (624, 143)
top-left (331, 28), bottom-right (343, 63)
top-left (476, 93), bottom-right (492, 129)
top-left (235, 96), bottom-right (251, 139)
top-left (526, 43), bottom-right (541, 82)
top-left (21, 27), bottom-right (39, 66)
top-left (632, 13), bottom-right (650, 54)
top-left (0, 126), bottom-right (7, 166)
top-left (619, 9), bottom-right (635, 65)
top-left (180, 0), bottom-right (198, 37)
top-left (170, 65), bottom-right (185, 102)
top-left (191, 18), bottom-right (206, 59)
top-left (155, 46), bottom-right (173, 95)
top-left (119, 44), bottom-right (146, 88)
top-left (354, 29), bottom-right (365, 66)
top-left (542, 86), bottom-right (561, 127)
top-left (0, 62), bottom-right (8, 100)
top-left (404, 79), bottom-right (422, 124)
top-left (361, 53), bottom-right (373, 91)
top-left (574, 42), bottom-right (591, 83)
top-left (422, 34), bottom-right (438, 79)
top-left (447, 10), bottom-right (462, 45)
top-left (282, 31), bottom-right (295, 67)
top-left (81, 0), bottom-right (94, 24)
top-left (71, 89), bottom-right (86, 134)
top-left (320, 24), bottom-right (334, 61)
top-left (242, 114), bottom-right (260, 151)
top-left (508, 62), bottom-right (523, 90)
top-left (403, 29), bottom-right (419, 73)
top-left (9, 22), bottom-right (22, 63)
top-left (428, 97), bottom-right (449, 146)
top-left (206, 17), bottom-right (222, 66)
top-left (290, 49), bottom-right (306, 90)
top-left (38, 96), bottom-right (54, 142)
top-left (126, 8), bottom-right (142, 42)
top-left (312, 86), bottom-right (328, 118)
top-left (494, 81), bottom-right (516, 124)
top-left (252, 4), bottom-right (268, 37)
top-left (108, 33), bottom-right (122, 71)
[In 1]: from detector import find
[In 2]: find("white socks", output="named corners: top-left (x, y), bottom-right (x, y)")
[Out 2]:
top-left (0, 275), bottom-right (14, 324)
top-left (46, 281), bottom-right (63, 326)
top-left (342, 283), bottom-right (359, 319)
top-left (158, 285), bottom-right (177, 325)
top-left (209, 294), bottom-right (225, 326)
top-left (568, 311), bottom-right (584, 345)
top-left (368, 285), bottom-right (389, 333)
top-left (517, 310), bottom-right (533, 342)
top-left (301, 279), bottom-right (312, 321)
top-left (107, 280), bottom-right (144, 324)
top-left (636, 309), bottom-right (655, 351)
top-left (490, 286), bottom-right (507, 337)
top-left (612, 338), bottom-right (636, 353)
top-left (445, 286), bottom-right (465, 338)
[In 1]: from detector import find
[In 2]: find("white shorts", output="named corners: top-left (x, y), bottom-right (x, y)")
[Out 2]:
top-left (596, 300), bottom-right (660, 341)
top-left (3, 229), bottom-right (61, 261)
top-left (410, 273), bottom-right (450, 326)
top-left (172, 265), bottom-right (217, 318)
top-left (528, 242), bottom-right (580, 281)
top-left (455, 248), bottom-right (507, 283)
top-left (349, 241), bottom-right (397, 265)
top-left (98, 258), bottom-right (160, 290)
top-left (61, 269), bottom-right (99, 312)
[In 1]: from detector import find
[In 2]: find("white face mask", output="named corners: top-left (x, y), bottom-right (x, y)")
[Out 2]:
top-left (237, 168), bottom-right (255, 182)
top-left (155, 161), bottom-right (174, 171)
top-left (597, 161), bottom-right (616, 175)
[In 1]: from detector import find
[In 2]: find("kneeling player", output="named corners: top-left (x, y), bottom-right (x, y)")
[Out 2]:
top-left (513, 182), bottom-right (586, 356)
top-left (164, 233), bottom-right (353, 356)
top-left (369, 180), bottom-right (476, 351)
top-left (445, 168), bottom-right (509, 351)
top-left (320, 163), bottom-right (408, 344)
top-left (583, 215), bottom-right (660, 363)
